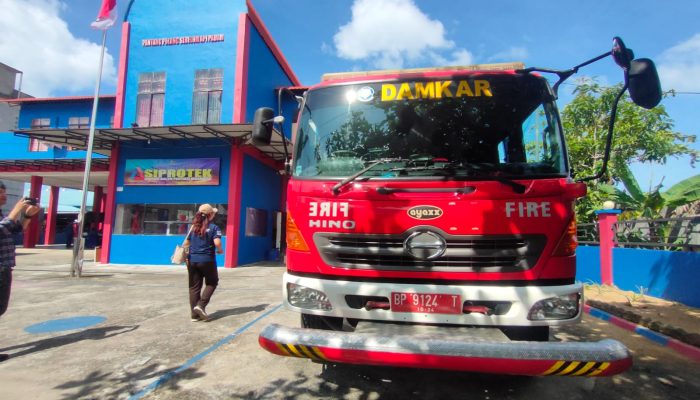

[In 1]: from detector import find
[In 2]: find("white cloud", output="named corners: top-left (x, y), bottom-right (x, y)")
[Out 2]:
top-left (320, 41), bottom-right (333, 55)
top-left (0, 0), bottom-right (117, 97)
top-left (657, 33), bottom-right (700, 92)
top-left (430, 49), bottom-right (474, 67)
top-left (487, 46), bottom-right (529, 63)
top-left (333, 0), bottom-right (473, 69)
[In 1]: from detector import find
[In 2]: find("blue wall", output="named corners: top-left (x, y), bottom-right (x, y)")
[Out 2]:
top-left (17, 99), bottom-right (115, 129)
top-left (245, 20), bottom-right (296, 137)
top-left (0, 98), bottom-right (113, 160)
top-left (576, 246), bottom-right (700, 308)
top-left (576, 246), bottom-right (602, 284)
top-left (110, 234), bottom-right (227, 266)
top-left (237, 154), bottom-right (281, 265)
top-left (109, 139), bottom-right (231, 265)
top-left (123, 0), bottom-right (245, 127)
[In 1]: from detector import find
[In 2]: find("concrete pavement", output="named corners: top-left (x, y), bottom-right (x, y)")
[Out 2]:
top-left (3, 246), bottom-right (699, 400)
top-left (1, 246), bottom-right (289, 399)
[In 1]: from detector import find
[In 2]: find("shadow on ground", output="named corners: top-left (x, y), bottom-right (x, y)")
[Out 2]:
top-left (225, 365), bottom-right (540, 399)
top-left (208, 304), bottom-right (269, 321)
top-left (0, 325), bottom-right (138, 359)
top-left (54, 362), bottom-right (205, 400)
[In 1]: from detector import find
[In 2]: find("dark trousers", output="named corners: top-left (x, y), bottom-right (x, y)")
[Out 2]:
top-left (187, 260), bottom-right (219, 311)
top-left (0, 266), bottom-right (11, 317)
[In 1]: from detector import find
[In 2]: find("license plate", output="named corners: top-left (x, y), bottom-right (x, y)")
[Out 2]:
top-left (391, 292), bottom-right (462, 314)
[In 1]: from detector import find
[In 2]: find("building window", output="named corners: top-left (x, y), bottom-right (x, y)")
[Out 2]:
top-left (28, 138), bottom-right (50, 152)
top-left (68, 116), bottom-right (90, 129)
top-left (29, 118), bottom-right (52, 151)
top-left (245, 207), bottom-right (268, 237)
top-left (31, 118), bottom-right (51, 129)
top-left (136, 72), bottom-right (166, 127)
top-left (192, 69), bottom-right (223, 124)
top-left (114, 203), bottom-right (228, 236)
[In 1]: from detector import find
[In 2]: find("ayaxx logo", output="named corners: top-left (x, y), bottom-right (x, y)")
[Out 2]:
top-left (407, 206), bottom-right (443, 220)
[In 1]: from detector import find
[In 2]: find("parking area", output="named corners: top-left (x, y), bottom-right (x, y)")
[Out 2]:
top-left (1, 247), bottom-right (698, 399)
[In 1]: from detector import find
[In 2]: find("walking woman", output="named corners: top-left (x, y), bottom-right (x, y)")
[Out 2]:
top-left (185, 204), bottom-right (223, 321)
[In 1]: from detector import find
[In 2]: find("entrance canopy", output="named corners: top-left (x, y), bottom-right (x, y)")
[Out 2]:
top-left (0, 159), bottom-right (110, 190)
top-left (7, 123), bottom-right (291, 190)
top-left (13, 123), bottom-right (291, 161)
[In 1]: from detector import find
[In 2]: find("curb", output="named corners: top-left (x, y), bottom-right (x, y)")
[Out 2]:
top-left (586, 299), bottom-right (700, 348)
top-left (584, 304), bottom-right (700, 363)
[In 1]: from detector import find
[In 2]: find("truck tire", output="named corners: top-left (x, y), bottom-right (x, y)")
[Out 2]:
top-left (502, 326), bottom-right (550, 342)
top-left (301, 314), bottom-right (343, 331)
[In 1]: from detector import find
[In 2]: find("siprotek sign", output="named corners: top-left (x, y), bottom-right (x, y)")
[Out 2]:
top-left (407, 205), bottom-right (443, 220)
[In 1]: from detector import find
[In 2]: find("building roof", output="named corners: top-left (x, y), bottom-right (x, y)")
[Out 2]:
top-left (0, 159), bottom-right (110, 190)
top-left (0, 95), bottom-right (116, 104)
top-left (0, 158), bottom-right (110, 172)
top-left (0, 62), bottom-right (21, 74)
top-left (13, 123), bottom-right (291, 161)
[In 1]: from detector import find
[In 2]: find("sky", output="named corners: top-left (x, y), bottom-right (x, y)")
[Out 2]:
top-left (1, 0), bottom-right (699, 202)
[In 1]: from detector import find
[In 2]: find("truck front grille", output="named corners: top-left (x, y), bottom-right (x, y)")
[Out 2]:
top-left (314, 230), bottom-right (546, 272)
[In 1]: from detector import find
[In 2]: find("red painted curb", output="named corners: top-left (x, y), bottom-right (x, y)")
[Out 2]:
top-left (585, 304), bottom-right (700, 363)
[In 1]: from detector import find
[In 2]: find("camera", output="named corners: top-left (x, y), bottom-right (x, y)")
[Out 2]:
top-left (23, 197), bottom-right (38, 206)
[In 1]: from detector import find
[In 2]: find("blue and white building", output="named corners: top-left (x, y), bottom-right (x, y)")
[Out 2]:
top-left (0, 0), bottom-right (301, 267)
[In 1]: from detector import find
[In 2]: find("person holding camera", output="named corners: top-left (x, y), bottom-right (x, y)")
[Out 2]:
top-left (0, 181), bottom-right (41, 362)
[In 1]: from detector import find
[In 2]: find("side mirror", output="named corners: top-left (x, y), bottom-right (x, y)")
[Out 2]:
top-left (252, 107), bottom-right (274, 145)
top-left (628, 58), bottom-right (662, 109)
top-left (612, 37), bottom-right (633, 69)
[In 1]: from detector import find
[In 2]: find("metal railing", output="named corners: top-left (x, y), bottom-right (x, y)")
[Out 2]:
top-left (576, 222), bottom-right (600, 245)
top-left (577, 216), bottom-right (700, 252)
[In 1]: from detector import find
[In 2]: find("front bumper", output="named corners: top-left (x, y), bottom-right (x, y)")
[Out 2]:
top-left (284, 273), bottom-right (583, 326)
top-left (259, 323), bottom-right (632, 377)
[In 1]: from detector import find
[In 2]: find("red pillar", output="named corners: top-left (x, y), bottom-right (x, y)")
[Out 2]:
top-left (43, 186), bottom-right (59, 245)
top-left (225, 143), bottom-right (244, 268)
top-left (597, 209), bottom-right (621, 285)
top-left (93, 186), bottom-right (104, 230)
top-left (100, 193), bottom-right (106, 231)
top-left (23, 176), bottom-right (43, 248)
top-left (100, 142), bottom-right (120, 264)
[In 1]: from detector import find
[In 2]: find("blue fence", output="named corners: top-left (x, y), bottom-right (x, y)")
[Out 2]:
top-left (577, 246), bottom-right (700, 308)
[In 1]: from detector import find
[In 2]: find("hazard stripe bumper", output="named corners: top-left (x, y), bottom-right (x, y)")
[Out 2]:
top-left (259, 324), bottom-right (632, 377)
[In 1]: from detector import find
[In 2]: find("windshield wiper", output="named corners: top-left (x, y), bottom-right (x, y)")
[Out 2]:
top-left (332, 158), bottom-right (406, 195)
top-left (395, 162), bottom-right (528, 194)
top-left (453, 163), bottom-right (528, 194)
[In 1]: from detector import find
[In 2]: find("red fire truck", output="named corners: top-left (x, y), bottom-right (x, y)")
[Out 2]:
top-left (255, 38), bottom-right (661, 377)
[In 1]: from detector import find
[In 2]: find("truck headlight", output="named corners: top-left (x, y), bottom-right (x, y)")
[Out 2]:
top-left (528, 293), bottom-right (580, 320)
top-left (287, 283), bottom-right (332, 311)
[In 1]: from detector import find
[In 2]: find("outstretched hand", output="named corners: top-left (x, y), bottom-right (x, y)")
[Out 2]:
top-left (10, 198), bottom-right (33, 215)
top-left (9, 198), bottom-right (41, 224)
top-left (25, 204), bottom-right (40, 218)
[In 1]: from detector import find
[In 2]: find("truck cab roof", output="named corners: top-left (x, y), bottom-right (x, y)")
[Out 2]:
top-left (320, 62), bottom-right (526, 85)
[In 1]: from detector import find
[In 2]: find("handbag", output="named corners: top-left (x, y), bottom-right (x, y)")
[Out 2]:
top-left (171, 245), bottom-right (187, 264)
top-left (171, 226), bottom-right (193, 264)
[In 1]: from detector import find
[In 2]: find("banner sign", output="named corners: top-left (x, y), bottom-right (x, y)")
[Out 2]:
top-left (124, 158), bottom-right (220, 186)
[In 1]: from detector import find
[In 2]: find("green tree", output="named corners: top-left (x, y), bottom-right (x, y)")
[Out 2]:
top-left (599, 162), bottom-right (700, 219)
top-left (598, 166), bottom-right (700, 248)
top-left (561, 82), bottom-right (698, 222)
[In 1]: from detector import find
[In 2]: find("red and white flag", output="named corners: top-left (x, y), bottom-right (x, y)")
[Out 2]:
top-left (90, 0), bottom-right (117, 30)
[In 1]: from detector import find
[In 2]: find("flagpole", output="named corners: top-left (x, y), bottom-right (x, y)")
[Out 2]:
top-left (71, 29), bottom-right (107, 277)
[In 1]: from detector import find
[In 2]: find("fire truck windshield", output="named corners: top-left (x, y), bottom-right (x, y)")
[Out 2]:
top-left (293, 74), bottom-right (567, 180)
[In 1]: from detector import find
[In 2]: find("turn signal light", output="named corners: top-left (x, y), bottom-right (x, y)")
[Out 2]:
top-left (553, 217), bottom-right (578, 256)
top-left (286, 213), bottom-right (310, 252)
